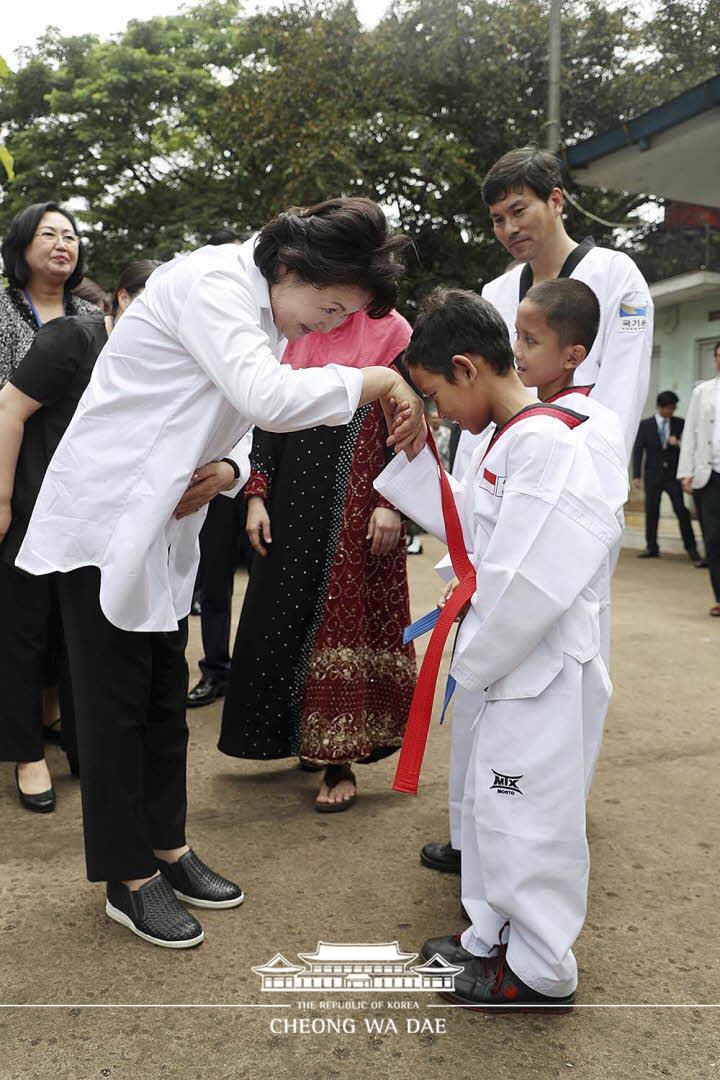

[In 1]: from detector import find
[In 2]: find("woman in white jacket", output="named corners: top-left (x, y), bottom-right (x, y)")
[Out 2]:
top-left (2, 197), bottom-right (424, 950)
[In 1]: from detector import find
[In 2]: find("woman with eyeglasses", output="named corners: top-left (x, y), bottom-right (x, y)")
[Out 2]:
top-left (0, 202), bottom-right (99, 785)
top-left (0, 202), bottom-right (97, 387)
top-left (0, 259), bottom-right (159, 813)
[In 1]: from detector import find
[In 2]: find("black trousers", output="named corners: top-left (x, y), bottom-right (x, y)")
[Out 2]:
top-left (0, 563), bottom-right (76, 763)
top-left (693, 473), bottom-right (720, 602)
top-left (196, 495), bottom-right (247, 682)
top-left (644, 477), bottom-right (697, 554)
top-left (57, 566), bottom-right (189, 882)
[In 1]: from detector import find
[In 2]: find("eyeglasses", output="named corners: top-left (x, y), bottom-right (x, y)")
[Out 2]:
top-left (33, 229), bottom-right (80, 246)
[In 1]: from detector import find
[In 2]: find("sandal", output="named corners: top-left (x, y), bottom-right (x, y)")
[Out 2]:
top-left (315, 764), bottom-right (357, 814)
top-left (710, 605), bottom-right (720, 617)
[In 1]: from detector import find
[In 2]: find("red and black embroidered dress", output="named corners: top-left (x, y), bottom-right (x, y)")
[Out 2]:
top-left (218, 403), bottom-right (416, 764)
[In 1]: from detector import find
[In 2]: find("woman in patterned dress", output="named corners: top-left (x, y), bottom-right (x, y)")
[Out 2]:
top-left (218, 309), bottom-right (416, 811)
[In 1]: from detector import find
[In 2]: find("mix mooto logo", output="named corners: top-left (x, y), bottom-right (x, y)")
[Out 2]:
top-left (490, 769), bottom-right (523, 796)
top-left (253, 941), bottom-right (463, 993)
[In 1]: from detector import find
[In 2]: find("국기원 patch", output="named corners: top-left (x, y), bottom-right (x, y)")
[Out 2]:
top-left (618, 300), bottom-right (648, 333)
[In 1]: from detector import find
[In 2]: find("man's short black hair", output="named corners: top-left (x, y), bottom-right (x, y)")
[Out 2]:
top-left (482, 147), bottom-right (563, 207)
top-left (1, 201), bottom-right (86, 291)
top-left (657, 390), bottom-right (679, 408)
top-left (254, 197), bottom-right (413, 319)
top-left (524, 279), bottom-right (600, 354)
top-left (404, 288), bottom-right (515, 380)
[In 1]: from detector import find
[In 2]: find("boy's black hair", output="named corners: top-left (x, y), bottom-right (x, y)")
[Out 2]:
top-left (481, 146), bottom-right (563, 207)
top-left (656, 390), bottom-right (679, 408)
top-left (1, 201), bottom-right (86, 291)
top-left (524, 279), bottom-right (600, 354)
top-left (404, 288), bottom-right (514, 380)
top-left (254, 197), bottom-right (413, 319)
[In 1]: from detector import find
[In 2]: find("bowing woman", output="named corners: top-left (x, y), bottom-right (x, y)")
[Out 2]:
top-left (12, 198), bottom-right (424, 950)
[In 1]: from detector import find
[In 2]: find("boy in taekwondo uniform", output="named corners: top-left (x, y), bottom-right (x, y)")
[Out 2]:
top-left (436, 280), bottom-right (628, 867)
top-left (423, 146), bottom-right (649, 878)
top-left (375, 289), bottom-right (622, 1009)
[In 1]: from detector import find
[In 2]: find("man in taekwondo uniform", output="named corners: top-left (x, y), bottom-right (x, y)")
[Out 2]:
top-left (421, 146), bottom-right (653, 877)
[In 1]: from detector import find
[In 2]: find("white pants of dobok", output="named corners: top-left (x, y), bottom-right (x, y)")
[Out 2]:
top-left (450, 612), bottom-right (614, 849)
top-left (460, 654), bottom-right (610, 997)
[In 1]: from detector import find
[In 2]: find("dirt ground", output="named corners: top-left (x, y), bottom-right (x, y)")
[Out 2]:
top-left (1, 540), bottom-right (719, 1078)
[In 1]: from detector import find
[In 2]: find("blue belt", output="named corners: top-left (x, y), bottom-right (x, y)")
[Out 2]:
top-left (404, 609), bottom-right (457, 724)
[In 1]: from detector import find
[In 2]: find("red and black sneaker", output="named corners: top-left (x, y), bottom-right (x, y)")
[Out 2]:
top-left (441, 924), bottom-right (575, 1013)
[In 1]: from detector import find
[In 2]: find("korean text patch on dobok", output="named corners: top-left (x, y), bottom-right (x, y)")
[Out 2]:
top-left (375, 404), bottom-right (621, 703)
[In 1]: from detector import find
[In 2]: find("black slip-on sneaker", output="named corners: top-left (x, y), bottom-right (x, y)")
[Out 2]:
top-left (156, 850), bottom-right (244, 909)
top-left (105, 876), bottom-right (204, 948)
top-left (420, 840), bottom-right (461, 873)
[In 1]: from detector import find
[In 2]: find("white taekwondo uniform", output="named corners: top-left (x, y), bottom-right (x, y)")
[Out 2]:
top-left (454, 237), bottom-right (654, 471)
top-left (16, 239), bottom-right (363, 632)
top-left (375, 403), bottom-right (622, 996)
top-left (440, 387), bottom-right (627, 845)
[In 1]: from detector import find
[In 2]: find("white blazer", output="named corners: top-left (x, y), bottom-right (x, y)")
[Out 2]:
top-left (677, 377), bottom-right (719, 490)
top-left (16, 239), bottom-right (363, 632)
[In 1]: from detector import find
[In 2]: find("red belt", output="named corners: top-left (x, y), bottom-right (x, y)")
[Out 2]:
top-left (393, 429), bottom-right (476, 795)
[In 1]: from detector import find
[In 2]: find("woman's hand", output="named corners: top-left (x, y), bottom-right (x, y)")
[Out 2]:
top-left (245, 495), bottom-right (272, 556)
top-left (367, 507), bottom-right (402, 555)
top-left (174, 461), bottom-right (237, 519)
top-left (0, 499), bottom-right (11, 544)
top-left (384, 374), bottom-right (426, 457)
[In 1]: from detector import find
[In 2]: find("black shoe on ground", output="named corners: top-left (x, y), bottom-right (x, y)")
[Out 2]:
top-left (420, 841), bottom-right (461, 873)
top-left (694, 555), bottom-right (708, 568)
top-left (105, 876), bottom-right (204, 948)
top-left (156, 849), bottom-right (244, 909)
top-left (637, 549), bottom-right (659, 559)
top-left (421, 932), bottom-right (475, 966)
top-left (442, 949), bottom-right (575, 1013)
top-left (15, 766), bottom-right (55, 814)
top-left (186, 676), bottom-right (226, 709)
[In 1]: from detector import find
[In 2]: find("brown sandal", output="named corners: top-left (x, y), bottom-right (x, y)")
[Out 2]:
top-left (315, 764), bottom-right (357, 813)
top-left (710, 605), bottom-right (720, 617)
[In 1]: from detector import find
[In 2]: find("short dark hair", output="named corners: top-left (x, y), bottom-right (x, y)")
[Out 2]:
top-left (1, 201), bottom-right (86, 291)
top-left (207, 228), bottom-right (243, 246)
top-left (714, 341), bottom-right (720, 355)
top-left (254, 197), bottom-right (413, 319)
top-left (404, 288), bottom-right (515, 380)
top-left (524, 279), bottom-right (600, 354)
top-left (111, 259), bottom-right (161, 316)
top-left (482, 147), bottom-right (563, 207)
top-left (657, 390), bottom-right (679, 408)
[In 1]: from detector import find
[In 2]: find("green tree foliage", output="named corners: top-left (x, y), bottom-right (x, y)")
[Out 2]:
top-left (0, 0), bottom-right (716, 293)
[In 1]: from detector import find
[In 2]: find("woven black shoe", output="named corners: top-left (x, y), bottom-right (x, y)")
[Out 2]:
top-left (420, 841), bottom-right (461, 874)
top-left (105, 876), bottom-right (204, 948)
top-left (442, 944), bottom-right (575, 1013)
top-left (420, 932), bottom-right (475, 966)
top-left (156, 850), bottom-right (244, 909)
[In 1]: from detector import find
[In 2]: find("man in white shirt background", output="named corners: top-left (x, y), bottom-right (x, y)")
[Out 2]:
top-left (678, 341), bottom-right (720, 616)
top-left (632, 390), bottom-right (701, 565)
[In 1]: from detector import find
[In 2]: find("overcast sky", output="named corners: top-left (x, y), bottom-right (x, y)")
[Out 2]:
top-left (3, 0), bottom-right (391, 64)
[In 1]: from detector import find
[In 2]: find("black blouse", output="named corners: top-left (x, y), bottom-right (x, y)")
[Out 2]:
top-left (1, 312), bottom-right (108, 565)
